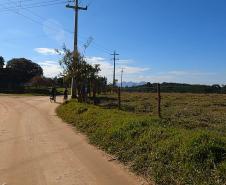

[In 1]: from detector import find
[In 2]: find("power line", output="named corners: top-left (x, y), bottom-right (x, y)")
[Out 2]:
top-left (1, 6), bottom-right (76, 46)
top-left (1, 34), bottom-right (54, 42)
top-left (1, 0), bottom-right (74, 35)
top-left (0, 0), bottom-right (67, 7)
top-left (1, 0), bottom-right (112, 55)
top-left (1, 0), bottom-right (44, 4)
top-left (1, 1), bottom-right (68, 11)
top-left (87, 0), bottom-right (95, 8)
top-left (1, 0), bottom-right (114, 56)
top-left (2, 1), bottom-right (80, 40)
top-left (4, 0), bottom-right (75, 37)
top-left (6, 0), bottom-right (43, 18)
top-left (0, 0), bottom-right (68, 12)
top-left (1, 4), bottom-right (89, 51)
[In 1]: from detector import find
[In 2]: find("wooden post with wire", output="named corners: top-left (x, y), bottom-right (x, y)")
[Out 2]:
top-left (157, 83), bottom-right (161, 118)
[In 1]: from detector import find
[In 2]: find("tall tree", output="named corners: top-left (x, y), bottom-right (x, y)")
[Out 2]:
top-left (6, 58), bottom-right (43, 83)
top-left (0, 56), bottom-right (5, 69)
top-left (59, 47), bottom-right (105, 102)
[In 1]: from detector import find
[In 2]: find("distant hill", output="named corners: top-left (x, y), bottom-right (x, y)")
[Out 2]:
top-left (123, 82), bottom-right (225, 94)
top-left (117, 81), bottom-right (146, 87)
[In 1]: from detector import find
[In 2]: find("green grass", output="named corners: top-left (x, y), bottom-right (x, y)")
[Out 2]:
top-left (97, 92), bottom-right (226, 132)
top-left (57, 93), bottom-right (226, 185)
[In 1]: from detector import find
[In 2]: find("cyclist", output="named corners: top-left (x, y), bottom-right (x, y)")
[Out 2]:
top-left (50, 86), bottom-right (57, 103)
top-left (63, 87), bottom-right (68, 102)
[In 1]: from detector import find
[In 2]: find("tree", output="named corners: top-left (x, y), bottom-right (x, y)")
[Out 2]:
top-left (59, 47), bottom-right (105, 102)
top-left (0, 56), bottom-right (5, 69)
top-left (30, 76), bottom-right (53, 87)
top-left (6, 58), bottom-right (43, 83)
top-left (96, 76), bottom-right (107, 94)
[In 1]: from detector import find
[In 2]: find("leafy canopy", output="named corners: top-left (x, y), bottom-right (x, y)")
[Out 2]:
top-left (0, 56), bottom-right (5, 68)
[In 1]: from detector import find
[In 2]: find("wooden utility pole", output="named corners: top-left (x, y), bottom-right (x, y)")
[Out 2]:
top-left (157, 83), bottom-right (161, 118)
top-left (111, 51), bottom-right (119, 87)
top-left (66, 0), bottom-right (87, 98)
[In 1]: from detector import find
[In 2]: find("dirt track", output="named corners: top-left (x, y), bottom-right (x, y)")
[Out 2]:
top-left (0, 95), bottom-right (147, 185)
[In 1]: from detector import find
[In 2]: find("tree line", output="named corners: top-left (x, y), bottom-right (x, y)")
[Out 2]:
top-left (0, 52), bottom-right (108, 98)
top-left (124, 82), bottom-right (226, 94)
top-left (0, 57), bottom-right (44, 88)
top-left (2, 53), bottom-right (226, 96)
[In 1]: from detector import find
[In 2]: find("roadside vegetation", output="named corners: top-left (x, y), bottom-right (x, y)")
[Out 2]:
top-left (57, 93), bottom-right (226, 185)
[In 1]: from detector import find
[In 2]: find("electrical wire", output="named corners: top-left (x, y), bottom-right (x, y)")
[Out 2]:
top-left (0, 0), bottom-right (67, 7)
top-left (87, 0), bottom-right (95, 8)
top-left (1, 0), bottom-right (74, 35)
top-left (0, 1), bottom-right (68, 12)
top-left (1, 0), bottom-right (114, 55)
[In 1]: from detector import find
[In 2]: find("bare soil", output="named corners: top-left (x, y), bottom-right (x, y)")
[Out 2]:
top-left (0, 95), bottom-right (147, 185)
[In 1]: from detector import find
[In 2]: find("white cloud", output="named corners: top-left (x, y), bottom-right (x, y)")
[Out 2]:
top-left (34, 48), bottom-right (63, 55)
top-left (85, 56), bottom-right (150, 81)
top-left (118, 66), bottom-right (150, 74)
top-left (38, 60), bottom-right (62, 78)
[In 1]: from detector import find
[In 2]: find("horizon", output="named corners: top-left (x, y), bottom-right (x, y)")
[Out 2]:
top-left (1, 0), bottom-right (226, 85)
top-left (118, 81), bottom-right (226, 86)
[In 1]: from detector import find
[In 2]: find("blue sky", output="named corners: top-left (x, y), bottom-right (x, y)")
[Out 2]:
top-left (0, 0), bottom-right (226, 84)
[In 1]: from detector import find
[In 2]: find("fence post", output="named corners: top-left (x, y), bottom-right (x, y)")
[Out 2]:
top-left (157, 83), bottom-right (161, 118)
top-left (118, 87), bottom-right (121, 110)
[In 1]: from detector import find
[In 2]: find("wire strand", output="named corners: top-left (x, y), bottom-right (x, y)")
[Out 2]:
top-left (1, 0), bottom-right (113, 55)
top-left (0, 1), bottom-right (68, 12)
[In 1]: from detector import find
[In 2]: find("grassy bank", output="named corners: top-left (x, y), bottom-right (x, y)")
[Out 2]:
top-left (57, 97), bottom-right (226, 185)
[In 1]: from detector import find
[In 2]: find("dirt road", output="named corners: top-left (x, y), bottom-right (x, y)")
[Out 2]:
top-left (0, 95), bottom-right (146, 185)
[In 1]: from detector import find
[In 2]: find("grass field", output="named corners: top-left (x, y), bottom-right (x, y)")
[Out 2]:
top-left (57, 92), bottom-right (226, 185)
top-left (97, 92), bottom-right (226, 132)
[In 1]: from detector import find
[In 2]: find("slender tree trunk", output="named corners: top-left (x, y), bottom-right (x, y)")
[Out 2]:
top-left (93, 80), bottom-right (97, 105)
top-left (89, 81), bottom-right (92, 97)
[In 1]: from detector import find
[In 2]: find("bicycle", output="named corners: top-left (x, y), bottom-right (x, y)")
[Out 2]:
top-left (50, 95), bottom-right (56, 103)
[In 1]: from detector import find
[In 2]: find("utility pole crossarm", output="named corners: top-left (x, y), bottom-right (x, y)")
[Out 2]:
top-left (66, 4), bottom-right (88, 10)
top-left (111, 53), bottom-right (119, 56)
top-left (78, 6), bottom-right (88, 10)
top-left (66, 4), bottom-right (75, 8)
